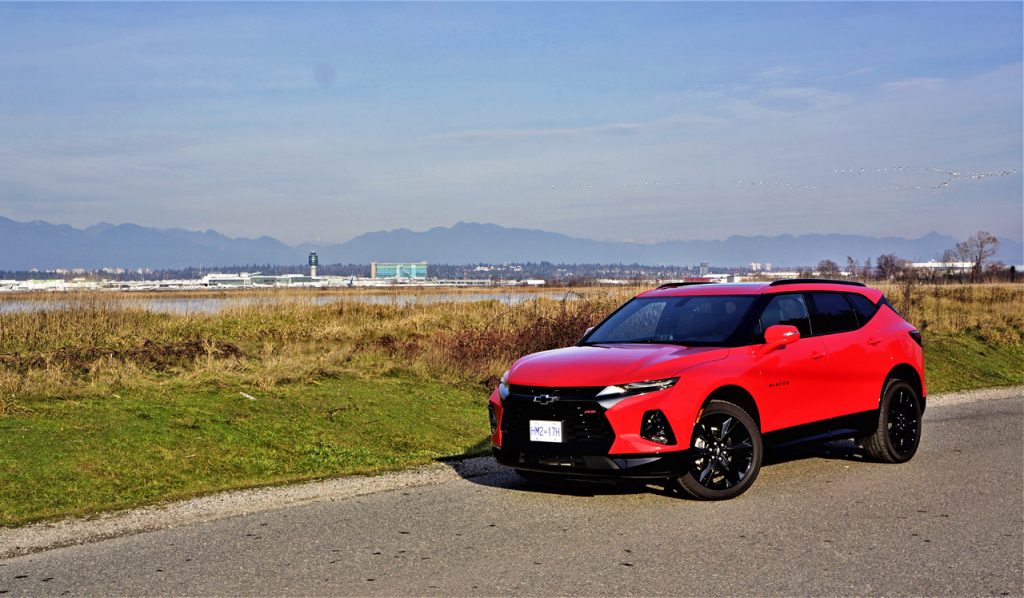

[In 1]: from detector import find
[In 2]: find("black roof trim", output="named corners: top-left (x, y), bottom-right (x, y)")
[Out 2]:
top-left (656, 281), bottom-right (714, 289)
top-left (768, 278), bottom-right (866, 288)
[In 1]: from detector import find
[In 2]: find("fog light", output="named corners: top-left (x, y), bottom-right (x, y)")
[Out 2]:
top-left (640, 410), bottom-right (676, 445)
top-left (488, 404), bottom-right (498, 433)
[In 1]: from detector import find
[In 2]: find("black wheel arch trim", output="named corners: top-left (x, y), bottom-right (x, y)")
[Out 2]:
top-left (700, 385), bottom-right (761, 430)
top-left (883, 364), bottom-right (926, 413)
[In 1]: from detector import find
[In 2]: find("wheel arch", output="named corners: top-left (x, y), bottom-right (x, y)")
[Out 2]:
top-left (701, 385), bottom-right (761, 430)
top-left (884, 364), bottom-right (926, 412)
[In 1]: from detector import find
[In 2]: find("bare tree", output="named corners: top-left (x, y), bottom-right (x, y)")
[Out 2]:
top-left (956, 231), bottom-right (1000, 280)
top-left (938, 248), bottom-right (962, 280)
top-left (876, 253), bottom-right (909, 280)
top-left (846, 256), bottom-right (859, 278)
top-left (861, 257), bottom-right (873, 280)
top-left (817, 259), bottom-right (841, 278)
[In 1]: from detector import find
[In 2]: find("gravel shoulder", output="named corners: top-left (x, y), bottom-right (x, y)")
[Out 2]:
top-left (1, 384), bottom-right (1020, 561)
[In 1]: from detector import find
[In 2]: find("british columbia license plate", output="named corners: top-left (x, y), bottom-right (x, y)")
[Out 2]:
top-left (529, 420), bottom-right (563, 443)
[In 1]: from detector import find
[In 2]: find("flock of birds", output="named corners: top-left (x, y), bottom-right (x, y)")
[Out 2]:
top-left (831, 166), bottom-right (1019, 192)
top-left (546, 166), bottom-right (1018, 194)
top-left (737, 166), bottom-right (1019, 193)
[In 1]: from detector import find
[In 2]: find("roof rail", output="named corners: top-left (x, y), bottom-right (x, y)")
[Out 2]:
top-left (768, 278), bottom-right (866, 287)
top-left (657, 281), bottom-right (713, 289)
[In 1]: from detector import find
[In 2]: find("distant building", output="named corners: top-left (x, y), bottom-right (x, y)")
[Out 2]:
top-left (370, 262), bottom-right (428, 280)
top-left (202, 273), bottom-right (319, 288)
top-left (308, 252), bottom-right (318, 278)
top-left (911, 260), bottom-right (972, 272)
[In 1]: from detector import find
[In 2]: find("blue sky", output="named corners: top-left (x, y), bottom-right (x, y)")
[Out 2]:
top-left (0, 2), bottom-right (1021, 245)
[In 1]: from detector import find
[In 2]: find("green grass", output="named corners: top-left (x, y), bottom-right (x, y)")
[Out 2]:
top-left (923, 333), bottom-right (1024, 393)
top-left (0, 373), bottom-right (489, 526)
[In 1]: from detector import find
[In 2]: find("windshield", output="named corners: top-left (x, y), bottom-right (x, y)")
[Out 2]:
top-left (583, 295), bottom-right (756, 346)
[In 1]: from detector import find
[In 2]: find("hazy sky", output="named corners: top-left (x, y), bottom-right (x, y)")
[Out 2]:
top-left (0, 2), bottom-right (1021, 245)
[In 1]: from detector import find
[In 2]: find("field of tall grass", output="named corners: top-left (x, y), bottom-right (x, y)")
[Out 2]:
top-left (0, 283), bottom-right (1021, 524)
top-left (0, 288), bottom-right (627, 402)
top-left (1, 283), bottom-right (1022, 403)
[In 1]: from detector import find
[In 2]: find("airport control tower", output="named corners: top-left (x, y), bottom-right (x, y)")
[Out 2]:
top-left (308, 252), bottom-right (318, 278)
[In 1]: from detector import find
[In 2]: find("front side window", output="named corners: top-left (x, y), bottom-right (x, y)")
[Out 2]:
top-left (585, 295), bottom-right (756, 346)
top-left (756, 293), bottom-right (812, 338)
top-left (810, 292), bottom-right (859, 335)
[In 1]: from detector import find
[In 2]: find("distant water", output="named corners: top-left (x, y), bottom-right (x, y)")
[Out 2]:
top-left (0, 291), bottom-right (577, 315)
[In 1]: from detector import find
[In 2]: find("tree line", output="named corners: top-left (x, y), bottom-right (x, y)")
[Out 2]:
top-left (815, 231), bottom-right (1015, 282)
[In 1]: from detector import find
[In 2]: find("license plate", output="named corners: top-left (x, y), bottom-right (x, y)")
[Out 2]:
top-left (529, 420), bottom-right (563, 443)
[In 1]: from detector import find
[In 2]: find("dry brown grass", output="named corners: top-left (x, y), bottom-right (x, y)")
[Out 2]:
top-left (879, 282), bottom-right (1024, 344)
top-left (0, 289), bottom-right (634, 399)
top-left (1, 283), bottom-right (1020, 402)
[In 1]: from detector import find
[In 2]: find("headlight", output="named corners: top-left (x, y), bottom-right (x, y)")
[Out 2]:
top-left (596, 377), bottom-right (678, 398)
top-left (498, 370), bottom-right (510, 401)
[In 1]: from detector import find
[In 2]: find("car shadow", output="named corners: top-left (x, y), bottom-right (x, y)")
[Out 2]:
top-left (764, 438), bottom-right (872, 466)
top-left (439, 436), bottom-right (874, 500)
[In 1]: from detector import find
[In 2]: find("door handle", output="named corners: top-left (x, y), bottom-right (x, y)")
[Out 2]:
top-left (811, 351), bottom-right (827, 360)
top-left (866, 337), bottom-right (882, 346)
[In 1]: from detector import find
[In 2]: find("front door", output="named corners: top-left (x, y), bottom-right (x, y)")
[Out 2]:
top-left (750, 293), bottom-right (832, 431)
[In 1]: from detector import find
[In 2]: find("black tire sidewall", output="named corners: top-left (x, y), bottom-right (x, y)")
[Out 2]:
top-left (676, 401), bottom-right (763, 500)
top-left (879, 380), bottom-right (922, 462)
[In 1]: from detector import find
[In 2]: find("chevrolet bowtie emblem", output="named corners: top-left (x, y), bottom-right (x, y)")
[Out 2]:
top-left (532, 394), bottom-right (557, 405)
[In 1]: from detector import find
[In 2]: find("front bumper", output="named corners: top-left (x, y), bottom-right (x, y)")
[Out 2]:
top-left (493, 447), bottom-right (692, 480)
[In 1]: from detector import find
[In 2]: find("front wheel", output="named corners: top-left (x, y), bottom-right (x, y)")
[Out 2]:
top-left (675, 401), bottom-right (763, 500)
top-left (860, 379), bottom-right (922, 463)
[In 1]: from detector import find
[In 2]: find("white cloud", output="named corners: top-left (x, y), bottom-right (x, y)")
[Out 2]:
top-left (438, 113), bottom-right (730, 142)
top-left (753, 65), bottom-right (804, 82)
top-left (881, 77), bottom-right (944, 91)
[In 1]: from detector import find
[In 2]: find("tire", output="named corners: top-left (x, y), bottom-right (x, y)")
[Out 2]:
top-left (675, 400), bottom-right (763, 500)
top-left (860, 379), bottom-right (922, 463)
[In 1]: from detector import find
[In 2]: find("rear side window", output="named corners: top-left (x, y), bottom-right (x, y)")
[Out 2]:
top-left (758, 293), bottom-right (812, 337)
top-left (847, 293), bottom-right (879, 325)
top-left (810, 293), bottom-right (859, 335)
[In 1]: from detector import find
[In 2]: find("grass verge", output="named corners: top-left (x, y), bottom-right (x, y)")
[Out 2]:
top-left (0, 374), bottom-right (488, 526)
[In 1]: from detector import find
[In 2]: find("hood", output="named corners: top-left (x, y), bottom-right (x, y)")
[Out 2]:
top-left (508, 344), bottom-right (730, 387)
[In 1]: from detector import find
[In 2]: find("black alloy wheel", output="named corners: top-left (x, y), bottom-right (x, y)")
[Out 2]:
top-left (861, 379), bottom-right (922, 463)
top-left (676, 400), bottom-right (763, 500)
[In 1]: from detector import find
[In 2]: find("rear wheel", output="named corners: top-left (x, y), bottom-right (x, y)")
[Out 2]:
top-left (860, 379), bottom-right (921, 463)
top-left (675, 401), bottom-right (763, 500)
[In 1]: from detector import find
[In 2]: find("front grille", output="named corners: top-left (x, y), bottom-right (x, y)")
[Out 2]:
top-left (501, 386), bottom-right (615, 454)
top-left (507, 385), bottom-right (603, 400)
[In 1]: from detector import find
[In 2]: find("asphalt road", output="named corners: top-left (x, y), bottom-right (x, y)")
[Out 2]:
top-left (2, 396), bottom-right (1022, 596)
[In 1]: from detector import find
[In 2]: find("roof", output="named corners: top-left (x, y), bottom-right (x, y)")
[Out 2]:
top-left (638, 280), bottom-right (883, 301)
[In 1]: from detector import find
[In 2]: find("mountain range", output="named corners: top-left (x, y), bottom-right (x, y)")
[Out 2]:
top-left (1, 216), bottom-right (1020, 271)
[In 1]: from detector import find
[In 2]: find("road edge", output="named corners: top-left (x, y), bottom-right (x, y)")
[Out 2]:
top-left (2, 384), bottom-right (1020, 560)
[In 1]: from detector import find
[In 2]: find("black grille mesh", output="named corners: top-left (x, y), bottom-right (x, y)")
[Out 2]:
top-left (501, 387), bottom-right (615, 454)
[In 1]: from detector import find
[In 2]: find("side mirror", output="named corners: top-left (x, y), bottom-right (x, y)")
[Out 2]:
top-left (764, 324), bottom-right (800, 348)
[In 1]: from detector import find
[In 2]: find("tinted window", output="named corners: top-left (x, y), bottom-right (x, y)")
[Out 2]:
top-left (847, 293), bottom-right (878, 325)
top-left (586, 295), bottom-right (756, 346)
top-left (757, 294), bottom-right (812, 338)
top-left (810, 293), bottom-right (859, 335)
top-left (598, 301), bottom-right (665, 342)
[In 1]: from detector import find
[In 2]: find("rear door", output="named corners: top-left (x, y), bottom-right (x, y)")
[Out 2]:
top-left (808, 292), bottom-right (887, 417)
top-left (750, 293), bottom-right (831, 431)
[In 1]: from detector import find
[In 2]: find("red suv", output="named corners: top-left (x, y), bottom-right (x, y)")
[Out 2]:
top-left (489, 280), bottom-right (925, 500)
